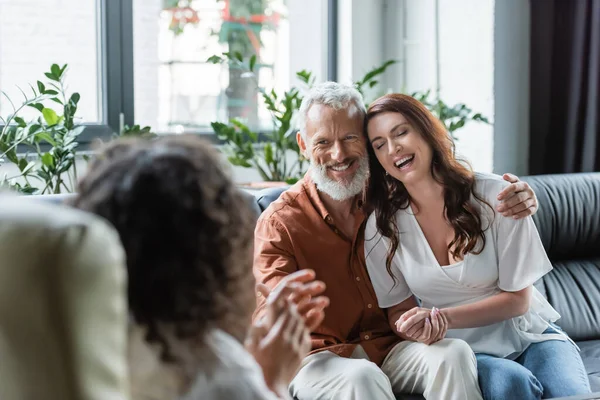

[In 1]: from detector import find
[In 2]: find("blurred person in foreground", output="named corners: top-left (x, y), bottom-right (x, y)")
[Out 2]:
top-left (72, 135), bottom-right (329, 400)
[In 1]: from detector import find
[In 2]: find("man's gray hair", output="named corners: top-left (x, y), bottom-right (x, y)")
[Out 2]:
top-left (296, 81), bottom-right (366, 140)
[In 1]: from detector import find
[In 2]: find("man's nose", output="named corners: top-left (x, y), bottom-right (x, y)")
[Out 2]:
top-left (330, 141), bottom-right (347, 162)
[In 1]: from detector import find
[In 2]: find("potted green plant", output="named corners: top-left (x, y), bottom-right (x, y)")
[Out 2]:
top-left (0, 64), bottom-right (157, 195)
top-left (0, 64), bottom-right (83, 194)
top-left (207, 56), bottom-right (491, 186)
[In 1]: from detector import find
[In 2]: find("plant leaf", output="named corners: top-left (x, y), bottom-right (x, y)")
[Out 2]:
top-left (35, 132), bottom-right (56, 146)
top-left (29, 103), bottom-right (44, 112)
top-left (227, 156), bottom-right (252, 168)
top-left (206, 55), bottom-right (223, 64)
top-left (264, 142), bottom-right (274, 164)
top-left (41, 153), bottom-right (54, 168)
top-left (42, 108), bottom-right (59, 126)
top-left (249, 54), bottom-right (257, 72)
top-left (13, 117), bottom-right (26, 128)
top-left (51, 64), bottom-right (61, 78)
top-left (70, 93), bottom-right (80, 105)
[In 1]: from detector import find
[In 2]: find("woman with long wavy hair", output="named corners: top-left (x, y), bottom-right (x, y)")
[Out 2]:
top-left (363, 94), bottom-right (591, 400)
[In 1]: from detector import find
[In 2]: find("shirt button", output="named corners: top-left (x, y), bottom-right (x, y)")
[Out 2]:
top-left (364, 335), bottom-right (370, 340)
top-left (367, 304), bottom-right (373, 308)
top-left (355, 276), bottom-right (361, 282)
top-left (257, 292), bottom-right (262, 297)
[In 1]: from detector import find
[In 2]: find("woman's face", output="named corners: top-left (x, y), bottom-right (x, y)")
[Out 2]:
top-left (367, 111), bottom-right (433, 187)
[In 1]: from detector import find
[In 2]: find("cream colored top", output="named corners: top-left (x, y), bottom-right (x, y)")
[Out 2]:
top-left (365, 173), bottom-right (568, 359)
top-left (129, 325), bottom-right (280, 400)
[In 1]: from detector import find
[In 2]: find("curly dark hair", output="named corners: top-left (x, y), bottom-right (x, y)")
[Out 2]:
top-left (72, 135), bottom-right (256, 363)
top-left (365, 94), bottom-right (492, 284)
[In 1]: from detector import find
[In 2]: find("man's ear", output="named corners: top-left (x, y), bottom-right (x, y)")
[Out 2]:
top-left (297, 131), bottom-right (309, 159)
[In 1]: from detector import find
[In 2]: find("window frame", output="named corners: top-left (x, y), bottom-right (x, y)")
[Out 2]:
top-left (2, 0), bottom-right (338, 146)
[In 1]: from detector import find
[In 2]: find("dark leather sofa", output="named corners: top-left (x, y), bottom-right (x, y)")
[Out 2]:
top-left (252, 172), bottom-right (600, 399)
top-left (28, 172), bottom-right (600, 398)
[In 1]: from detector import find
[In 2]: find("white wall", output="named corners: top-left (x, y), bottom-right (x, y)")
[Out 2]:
top-left (337, 0), bottom-right (387, 100)
top-left (400, 0), bottom-right (495, 172)
top-left (493, 0), bottom-right (530, 176)
top-left (0, 0), bottom-right (100, 123)
top-left (340, 0), bottom-right (495, 172)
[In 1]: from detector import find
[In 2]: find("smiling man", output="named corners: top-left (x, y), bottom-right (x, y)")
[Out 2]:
top-left (252, 82), bottom-right (539, 400)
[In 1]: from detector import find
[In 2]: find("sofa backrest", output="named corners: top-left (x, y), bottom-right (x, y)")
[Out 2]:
top-left (523, 173), bottom-right (600, 341)
top-left (24, 172), bottom-right (600, 342)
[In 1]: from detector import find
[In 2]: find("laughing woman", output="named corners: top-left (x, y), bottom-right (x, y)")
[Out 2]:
top-left (363, 94), bottom-right (591, 400)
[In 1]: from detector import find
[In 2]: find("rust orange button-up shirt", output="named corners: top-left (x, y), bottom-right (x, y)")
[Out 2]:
top-left (253, 176), bottom-right (401, 366)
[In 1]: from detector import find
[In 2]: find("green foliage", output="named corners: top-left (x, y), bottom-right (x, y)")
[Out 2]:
top-left (0, 64), bottom-right (84, 194)
top-left (208, 56), bottom-right (491, 182)
top-left (209, 52), bottom-right (307, 183)
top-left (0, 64), bottom-right (158, 195)
top-left (411, 90), bottom-right (491, 138)
top-left (117, 124), bottom-right (156, 139)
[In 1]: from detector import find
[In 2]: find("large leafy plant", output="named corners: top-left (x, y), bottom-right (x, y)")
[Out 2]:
top-left (0, 64), bottom-right (83, 194)
top-left (210, 56), bottom-right (492, 183)
top-left (208, 53), bottom-right (392, 184)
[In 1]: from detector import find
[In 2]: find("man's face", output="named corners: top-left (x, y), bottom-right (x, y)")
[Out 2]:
top-left (297, 104), bottom-right (369, 201)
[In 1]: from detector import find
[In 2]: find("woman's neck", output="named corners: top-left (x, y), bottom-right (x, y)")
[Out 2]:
top-left (404, 174), bottom-right (444, 211)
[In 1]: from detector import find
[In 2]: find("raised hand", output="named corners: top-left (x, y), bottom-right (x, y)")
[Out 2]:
top-left (258, 269), bottom-right (330, 332)
top-left (245, 301), bottom-right (312, 398)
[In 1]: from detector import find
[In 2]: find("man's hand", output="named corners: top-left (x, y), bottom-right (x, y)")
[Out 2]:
top-left (257, 269), bottom-right (329, 332)
top-left (395, 307), bottom-right (448, 345)
top-left (496, 173), bottom-right (538, 219)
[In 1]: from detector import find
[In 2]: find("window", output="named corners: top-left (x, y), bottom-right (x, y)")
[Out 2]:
top-left (1, 0), bottom-right (328, 139)
top-left (133, 0), bottom-right (316, 134)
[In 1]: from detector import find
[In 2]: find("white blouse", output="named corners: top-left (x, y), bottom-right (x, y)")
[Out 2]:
top-left (364, 172), bottom-right (568, 359)
top-left (129, 325), bottom-right (280, 400)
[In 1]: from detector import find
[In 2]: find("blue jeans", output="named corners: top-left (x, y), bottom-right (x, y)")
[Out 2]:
top-left (476, 326), bottom-right (591, 400)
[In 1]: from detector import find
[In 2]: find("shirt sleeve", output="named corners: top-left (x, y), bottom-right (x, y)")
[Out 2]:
top-left (252, 215), bottom-right (299, 322)
top-left (364, 213), bottom-right (413, 308)
top-left (496, 214), bottom-right (553, 292)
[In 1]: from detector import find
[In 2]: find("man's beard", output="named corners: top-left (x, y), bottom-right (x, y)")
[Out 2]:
top-left (310, 155), bottom-right (369, 201)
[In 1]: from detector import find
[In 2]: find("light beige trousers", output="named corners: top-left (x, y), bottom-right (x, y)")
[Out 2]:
top-left (289, 338), bottom-right (483, 400)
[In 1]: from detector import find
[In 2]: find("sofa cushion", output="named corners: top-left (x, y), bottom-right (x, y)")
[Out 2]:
top-left (523, 174), bottom-right (600, 342)
top-left (577, 340), bottom-right (600, 392)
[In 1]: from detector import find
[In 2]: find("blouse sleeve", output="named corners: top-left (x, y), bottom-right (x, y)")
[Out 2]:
top-left (496, 214), bottom-right (553, 292)
top-left (364, 213), bottom-right (413, 308)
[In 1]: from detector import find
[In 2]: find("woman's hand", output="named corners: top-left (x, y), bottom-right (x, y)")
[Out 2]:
top-left (245, 301), bottom-right (311, 398)
top-left (395, 306), bottom-right (448, 345)
top-left (257, 269), bottom-right (329, 333)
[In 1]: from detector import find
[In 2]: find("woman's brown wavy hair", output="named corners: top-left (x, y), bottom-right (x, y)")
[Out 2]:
top-left (365, 94), bottom-right (492, 284)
